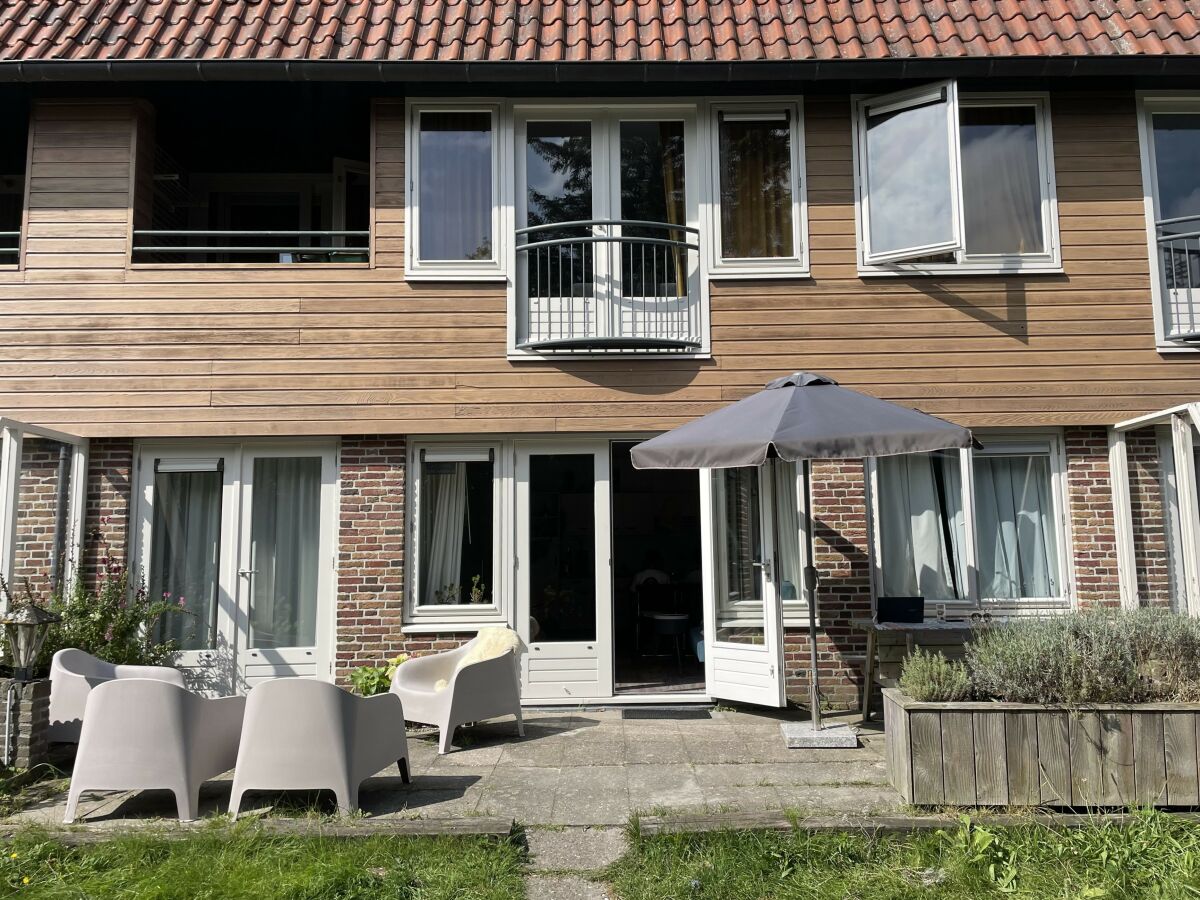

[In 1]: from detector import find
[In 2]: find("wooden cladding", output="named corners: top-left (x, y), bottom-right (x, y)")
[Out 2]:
top-left (0, 94), bottom-right (1194, 437)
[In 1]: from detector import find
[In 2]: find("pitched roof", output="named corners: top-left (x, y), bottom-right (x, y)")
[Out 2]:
top-left (1, 0), bottom-right (1198, 64)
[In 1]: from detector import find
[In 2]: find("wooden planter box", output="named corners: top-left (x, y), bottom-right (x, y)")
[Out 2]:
top-left (884, 688), bottom-right (1200, 808)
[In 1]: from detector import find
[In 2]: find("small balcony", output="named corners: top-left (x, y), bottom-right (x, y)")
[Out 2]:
top-left (514, 220), bottom-right (702, 354)
top-left (1158, 214), bottom-right (1200, 341)
top-left (132, 230), bottom-right (370, 265)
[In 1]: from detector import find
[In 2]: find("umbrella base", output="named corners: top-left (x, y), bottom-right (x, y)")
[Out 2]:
top-left (780, 721), bottom-right (858, 749)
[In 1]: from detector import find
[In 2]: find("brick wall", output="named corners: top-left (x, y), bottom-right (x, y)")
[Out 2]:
top-left (1065, 426), bottom-right (1120, 607)
top-left (1128, 429), bottom-right (1173, 607)
top-left (11, 438), bottom-right (66, 589)
top-left (82, 438), bottom-right (134, 583)
top-left (784, 459), bottom-right (873, 709)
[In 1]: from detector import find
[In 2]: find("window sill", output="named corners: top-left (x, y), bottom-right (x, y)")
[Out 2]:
top-left (402, 618), bottom-right (507, 635)
top-left (130, 262), bottom-right (372, 271)
top-left (404, 270), bottom-right (508, 283)
top-left (507, 348), bottom-right (712, 362)
top-left (708, 266), bottom-right (811, 281)
top-left (857, 261), bottom-right (1063, 278)
top-left (1158, 341), bottom-right (1200, 354)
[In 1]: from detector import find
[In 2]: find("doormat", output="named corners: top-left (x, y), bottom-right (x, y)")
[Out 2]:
top-left (622, 708), bottom-right (712, 720)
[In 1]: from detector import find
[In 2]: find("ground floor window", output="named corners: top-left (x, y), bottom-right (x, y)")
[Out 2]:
top-left (870, 432), bottom-right (1069, 609)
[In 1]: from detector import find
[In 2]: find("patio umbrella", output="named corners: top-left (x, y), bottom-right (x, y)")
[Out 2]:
top-left (630, 372), bottom-right (977, 736)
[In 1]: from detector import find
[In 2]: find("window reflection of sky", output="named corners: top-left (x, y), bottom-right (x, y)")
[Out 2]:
top-left (1154, 114), bottom-right (1200, 224)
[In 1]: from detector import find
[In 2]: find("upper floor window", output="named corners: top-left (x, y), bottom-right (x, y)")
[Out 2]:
top-left (0, 100), bottom-right (28, 267)
top-left (708, 101), bottom-right (808, 276)
top-left (132, 88), bottom-right (370, 265)
top-left (871, 432), bottom-right (1069, 608)
top-left (1138, 95), bottom-right (1200, 347)
top-left (853, 85), bottom-right (1060, 275)
top-left (406, 102), bottom-right (503, 280)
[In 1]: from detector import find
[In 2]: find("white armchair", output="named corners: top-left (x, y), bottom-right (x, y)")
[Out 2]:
top-left (390, 627), bottom-right (524, 754)
top-left (50, 648), bottom-right (186, 743)
top-left (64, 678), bottom-right (245, 823)
top-left (229, 678), bottom-right (410, 819)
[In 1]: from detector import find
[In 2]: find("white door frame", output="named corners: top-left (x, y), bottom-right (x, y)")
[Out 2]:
top-left (701, 464), bottom-right (787, 708)
top-left (515, 439), bottom-right (614, 701)
top-left (134, 440), bottom-right (338, 693)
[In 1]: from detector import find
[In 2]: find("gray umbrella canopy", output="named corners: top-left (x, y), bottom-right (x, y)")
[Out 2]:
top-left (631, 372), bottom-right (977, 470)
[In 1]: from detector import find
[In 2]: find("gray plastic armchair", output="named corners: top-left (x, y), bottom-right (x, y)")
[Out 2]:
top-left (50, 648), bottom-right (185, 743)
top-left (229, 678), bottom-right (410, 818)
top-left (64, 678), bottom-right (245, 823)
top-left (390, 628), bottom-right (524, 754)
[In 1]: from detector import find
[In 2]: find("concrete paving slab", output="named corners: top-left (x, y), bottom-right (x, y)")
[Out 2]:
top-left (553, 767), bottom-right (630, 826)
top-left (527, 827), bottom-right (627, 872)
top-left (626, 764), bottom-right (705, 810)
top-left (526, 874), bottom-right (611, 900)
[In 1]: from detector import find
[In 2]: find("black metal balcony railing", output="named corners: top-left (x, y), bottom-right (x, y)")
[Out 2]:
top-left (0, 231), bottom-right (19, 265)
top-left (515, 220), bottom-right (701, 352)
top-left (1158, 214), bottom-right (1200, 341)
top-left (131, 229), bottom-right (370, 264)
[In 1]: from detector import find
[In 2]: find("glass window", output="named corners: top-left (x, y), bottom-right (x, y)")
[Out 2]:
top-left (876, 451), bottom-right (967, 602)
top-left (961, 106), bottom-right (1045, 256)
top-left (248, 457), bottom-right (321, 649)
top-left (715, 467), bottom-right (765, 645)
top-left (771, 460), bottom-right (806, 603)
top-left (1152, 114), bottom-right (1200, 223)
top-left (717, 114), bottom-right (794, 259)
top-left (974, 450), bottom-right (1061, 600)
top-left (527, 453), bottom-right (596, 642)
top-left (417, 111), bottom-right (494, 263)
top-left (417, 457), bottom-right (495, 607)
top-left (149, 467), bottom-right (223, 651)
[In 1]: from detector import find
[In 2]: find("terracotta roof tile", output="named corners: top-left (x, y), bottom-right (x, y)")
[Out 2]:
top-left (0, 0), bottom-right (1197, 62)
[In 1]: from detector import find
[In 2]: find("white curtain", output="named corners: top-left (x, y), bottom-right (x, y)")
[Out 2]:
top-left (150, 470), bottom-right (222, 651)
top-left (772, 461), bottom-right (803, 601)
top-left (974, 454), bottom-right (1059, 599)
top-left (877, 452), bottom-right (966, 602)
top-left (961, 108), bottom-right (1044, 255)
top-left (249, 457), bottom-right (321, 648)
top-left (420, 462), bottom-right (468, 605)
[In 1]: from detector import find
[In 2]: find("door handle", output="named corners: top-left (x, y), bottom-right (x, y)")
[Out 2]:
top-left (752, 560), bottom-right (773, 579)
top-left (238, 569), bottom-right (257, 577)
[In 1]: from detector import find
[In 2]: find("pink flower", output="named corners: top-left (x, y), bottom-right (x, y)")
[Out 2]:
top-left (176, 598), bottom-right (186, 608)
top-left (162, 592), bottom-right (171, 599)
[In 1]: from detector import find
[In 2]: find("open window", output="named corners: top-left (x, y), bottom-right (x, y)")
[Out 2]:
top-left (132, 87), bottom-right (370, 265)
top-left (854, 85), bottom-right (1058, 273)
top-left (0, 98), bottom-right (28, 267)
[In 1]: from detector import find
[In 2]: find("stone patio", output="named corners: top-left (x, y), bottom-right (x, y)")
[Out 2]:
top-left (7, 707), bottom-right (902, 828)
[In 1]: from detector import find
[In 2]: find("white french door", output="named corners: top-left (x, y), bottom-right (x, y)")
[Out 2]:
top-left (136, 442), bottom-right (337, 694)
top-left (702, 464), bottom-right (787, 707)
top-left (515, 441), bottom-right (613, 700)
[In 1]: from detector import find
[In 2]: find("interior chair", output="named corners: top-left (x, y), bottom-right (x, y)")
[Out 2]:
top-left (390, 626), bottom-right (524, 754)
top-left (229, 677), bottom-right (410, 818)
top-left (64, 678), bottom-right (245, 823)
top-left (50, 648), bottom-right (186, 743)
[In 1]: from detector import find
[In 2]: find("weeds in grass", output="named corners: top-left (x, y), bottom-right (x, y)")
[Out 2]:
top-left (607, 809), bottom-right (1200, 899)
top-left (0, 827), bottom-right (525, 900)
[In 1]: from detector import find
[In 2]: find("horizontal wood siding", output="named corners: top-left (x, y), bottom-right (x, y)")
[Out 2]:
top-left (0, 93), bottom-right (1194, 437)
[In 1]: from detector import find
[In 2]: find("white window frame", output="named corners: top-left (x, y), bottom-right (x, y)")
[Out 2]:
top-left (1136, 92), bottom-right (1200, 352)
top-left (705, 99), bottom-right (809, 278)
top-left (404, 100), bottom-right (508, 281)
top-left (407, 441), bottom-right (510, 628)
top-left (866, 429), bottom-right (1073, 613)
top-left (853, 89), bottom-right (1062, 276)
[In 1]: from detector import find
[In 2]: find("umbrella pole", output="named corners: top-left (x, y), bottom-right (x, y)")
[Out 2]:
top-left (804, 564), bottom-right (822, 730)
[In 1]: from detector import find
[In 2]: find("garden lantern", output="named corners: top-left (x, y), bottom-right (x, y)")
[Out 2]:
top-left (0, 604), bottom-right (59, 683)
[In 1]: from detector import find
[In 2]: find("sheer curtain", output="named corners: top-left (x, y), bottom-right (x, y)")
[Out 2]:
top-left (150, 470), bottom-right (222, 650)
top-left (718, 115), bottom-right (794, 259)
top-left (420, 462), bottom-right (467, 605)
top-left (974, 453), bottom-right (1059, 599)
top-left (249, 457), bottom-right (321, 648)
top-left (418, 112), bottom-right (493, 261)
top-left (961, 107), bottom-right (1044, 255)
top-left (772, 461), bottom-right (803, 601)
top-left (877, 452), bottom-right (966, 602)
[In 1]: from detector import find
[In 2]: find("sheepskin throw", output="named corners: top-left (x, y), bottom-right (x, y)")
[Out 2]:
top-left (434, 627), bottom-right (522, 691)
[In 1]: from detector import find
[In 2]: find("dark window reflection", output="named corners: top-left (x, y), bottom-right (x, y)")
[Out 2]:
top-left (528, 454), bottom-right (596, 643)
top-left (718, 115), bottom-right (794, 259)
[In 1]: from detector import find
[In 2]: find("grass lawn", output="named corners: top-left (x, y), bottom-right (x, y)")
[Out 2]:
top-left (0, 827), bottom-right (525, 899)
top-left (608, 810), bottom-right (1200, 899)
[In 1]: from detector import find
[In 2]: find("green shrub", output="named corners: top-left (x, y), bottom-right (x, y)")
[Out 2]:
top-left (964, 607), bottom-right (1200, 705)
top-left (898, 648), bottom-right (972, 702)
top-left (349, 654), bottom-right (409, 696)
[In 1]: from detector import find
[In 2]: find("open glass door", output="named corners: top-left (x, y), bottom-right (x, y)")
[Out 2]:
top-left (702, 465), bottom-right (786, 707)
top-left (516, 442), bottom-right (613, 700)
top-left (235, 445), bottom-right (337, 689)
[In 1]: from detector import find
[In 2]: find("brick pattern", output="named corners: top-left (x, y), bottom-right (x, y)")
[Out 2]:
top-left (1128, 429), bottom-right (1173, 607)
top-left (783, 459), bottom-right (873, 710)
top-left (11, 438), bottom-right (67, 590)
top-left (0, 679), bottom-right (51, 769)
top-left (1065, 426), bottom-right (1120, 607)
top-left (82, 438), bottom-right (134, 583)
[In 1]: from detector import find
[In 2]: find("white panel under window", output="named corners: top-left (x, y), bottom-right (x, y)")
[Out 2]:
top-left (857, 81), bottom-right (964, 264)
